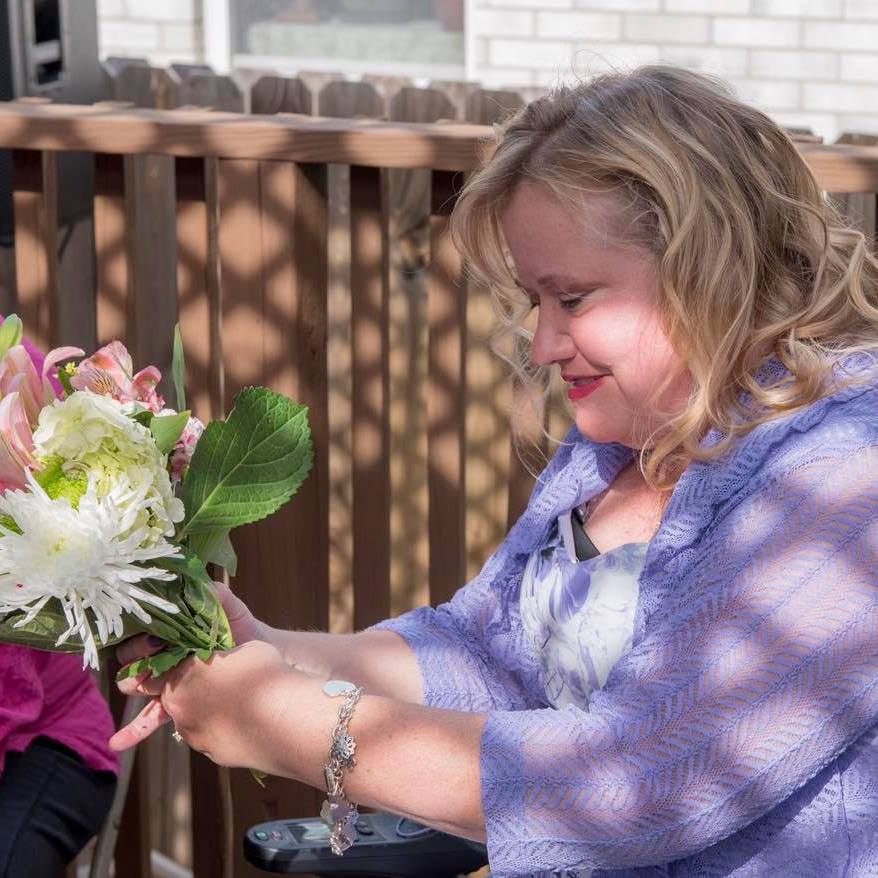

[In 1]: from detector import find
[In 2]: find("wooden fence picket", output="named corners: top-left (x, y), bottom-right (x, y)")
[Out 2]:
top-left (177, 74), bottom-right (245, 113)
top-left (833, 132), bottom-right (878, 247)
top-left (429, 79), bottom-right (478, 120)
top-left (464, 87), bottom-right (525, 126)
top-left (316, 80), bottom-right (387, 635)
top-left (11, 147), bottom-right (58, 351)
top-left (250, 75), bottom-right (313, 115)
top-left (386, 86), bottom-right (459, 613)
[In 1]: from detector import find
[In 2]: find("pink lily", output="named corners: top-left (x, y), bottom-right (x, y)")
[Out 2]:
top-left (70, 341), bottom-right (164, 414)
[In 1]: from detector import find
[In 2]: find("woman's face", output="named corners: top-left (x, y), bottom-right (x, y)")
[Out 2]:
top-left (500, 182), bottom-right (691, 449)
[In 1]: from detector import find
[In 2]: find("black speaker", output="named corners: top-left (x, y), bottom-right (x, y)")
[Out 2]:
top-left (0, 0), bottom-right (105, 246)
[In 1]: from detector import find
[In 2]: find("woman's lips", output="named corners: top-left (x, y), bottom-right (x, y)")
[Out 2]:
top-left (567, 376), bottom-right (605, 401)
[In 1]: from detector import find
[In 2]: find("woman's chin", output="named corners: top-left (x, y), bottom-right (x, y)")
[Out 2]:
top-left (574, 416), bottom-right (634, 448)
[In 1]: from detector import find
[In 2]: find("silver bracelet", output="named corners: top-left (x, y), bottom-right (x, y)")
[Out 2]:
top-left (319, 679), bottom-right (364, 856)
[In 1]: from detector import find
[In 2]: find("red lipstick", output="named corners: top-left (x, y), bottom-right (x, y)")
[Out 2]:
top-left (567, 376), bottom-right (605, 401)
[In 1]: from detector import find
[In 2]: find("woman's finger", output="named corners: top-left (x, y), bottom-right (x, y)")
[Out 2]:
top-left (116, 633), bottom-right (165, 668)
top-left (211, 579), bottom-right (249, 623)
top-left (108, 697), bottom-right (171, 752)
top-left (116, 669), bottom-right (151, 697)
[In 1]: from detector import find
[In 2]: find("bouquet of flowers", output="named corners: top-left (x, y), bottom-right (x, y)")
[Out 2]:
top-left (0, 316), bottom-right (312, 680)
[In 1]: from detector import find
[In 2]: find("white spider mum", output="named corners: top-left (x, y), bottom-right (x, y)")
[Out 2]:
top-left (0, 470), bottom-right (182, 668)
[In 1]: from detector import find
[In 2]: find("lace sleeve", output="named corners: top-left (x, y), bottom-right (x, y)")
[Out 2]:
top-left (370, 559), bottom-right (542, 712)
top-left (480, 449), bottom-right (878, 875)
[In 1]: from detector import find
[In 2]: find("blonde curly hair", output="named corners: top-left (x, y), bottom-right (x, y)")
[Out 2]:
top-left (450, 65), bottom-right (878, 488)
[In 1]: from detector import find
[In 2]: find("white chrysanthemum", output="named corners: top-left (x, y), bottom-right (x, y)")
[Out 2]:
top-left (0, 471), bottom-right (181, 669)
top-left (33, 390), bottom-right (184, 545)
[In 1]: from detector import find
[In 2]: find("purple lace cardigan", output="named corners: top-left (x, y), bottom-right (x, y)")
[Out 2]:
top-left (374, 357), bottom-right (878, 877)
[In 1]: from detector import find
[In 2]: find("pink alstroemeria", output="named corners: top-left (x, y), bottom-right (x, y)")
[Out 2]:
top-left (0, 393), bottom-right (36, 491)
top-left (70, 341), bottom-right (165, 414)
top-left (169, 415), bottom-right (205, 484)
top-left (0, 342), bottom-right (83, 491)
top-left (0, 344), bottom-right (83, 425)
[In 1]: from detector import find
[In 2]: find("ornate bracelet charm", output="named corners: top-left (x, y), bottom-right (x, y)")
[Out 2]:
top-left (320, 679), bottom-right (363, 855)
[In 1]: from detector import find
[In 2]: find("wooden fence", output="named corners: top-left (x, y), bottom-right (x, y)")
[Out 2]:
top-left (2, 72), bottom-right (878, 877)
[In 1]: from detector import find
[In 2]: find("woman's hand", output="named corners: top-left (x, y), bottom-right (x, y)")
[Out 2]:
top-left (110, 640), bottom-right (293, 768)
top-left (210, 578), bottom-right (271, 645)
top-left (111, 578), bottom-right (271, 694)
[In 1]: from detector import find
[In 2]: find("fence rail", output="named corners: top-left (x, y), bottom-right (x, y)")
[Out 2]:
top-left (2, 75), bottom-right (878, 878)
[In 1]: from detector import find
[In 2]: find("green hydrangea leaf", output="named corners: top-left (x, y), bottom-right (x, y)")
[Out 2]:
top-left (179, 387), bottom-right (312, 537)
top-left (189, 530), bottom-right (237, 576)
top-left (151, 410), bottom-right (190, 455)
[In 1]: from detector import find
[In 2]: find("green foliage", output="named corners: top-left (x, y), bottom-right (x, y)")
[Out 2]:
top-left (179, 387), bottom-right (313, 539)
top-left (172, 324), bottom-right (187, 412)
top-left (130, 408), bottom-right (154, 428)
top-left (150, 410), bottom-right (190, 455)
top-left (57, 364), bottom-right (76, 396)
top-left (0, 315), bottom-right (23, 358)
top-left (189, 530), bottom-right (238, 575)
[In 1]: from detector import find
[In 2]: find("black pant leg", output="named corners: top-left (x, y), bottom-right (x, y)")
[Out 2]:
top-left (0, 738), bottom-right (117, 878)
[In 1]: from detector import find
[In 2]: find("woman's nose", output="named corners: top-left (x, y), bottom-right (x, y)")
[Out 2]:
top-left (530, 310), bottom-right (575, 367)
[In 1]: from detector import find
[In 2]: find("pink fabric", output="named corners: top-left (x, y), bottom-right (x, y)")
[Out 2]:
top-left (0, 645), bottom-right (119, 775)
top-left (0, 318), bottom-right (119, 776)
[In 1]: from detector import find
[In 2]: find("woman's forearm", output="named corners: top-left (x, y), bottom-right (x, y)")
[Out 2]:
top-left (265, 627), bottom-right (425, 704)
top-left (252, 665), bottom-right (486, 840)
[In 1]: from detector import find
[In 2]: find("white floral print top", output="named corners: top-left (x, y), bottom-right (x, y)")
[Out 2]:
top-left (520, 510), bottom-right (648, 710)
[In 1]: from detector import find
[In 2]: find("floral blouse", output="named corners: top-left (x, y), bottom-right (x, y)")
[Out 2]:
top-left (519, 509), bottom-right (648, 710)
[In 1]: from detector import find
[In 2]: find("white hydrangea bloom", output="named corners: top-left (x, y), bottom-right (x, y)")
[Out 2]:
top-left (0, 471), bottom-right (182, 669)
top-left (33, 390), bottom-right (184, 545)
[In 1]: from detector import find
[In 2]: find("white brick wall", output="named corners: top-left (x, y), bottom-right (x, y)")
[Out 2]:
top-left (538, 11), bottom-right (622, 41)
top-left (473, 0), bottom-right (878, 142)
top-left (98, 0), bottom-right (202, 64)
top-left (626, 13), bottom-right (710, 43)
top-left (95, 0), bottom-right (878, 143)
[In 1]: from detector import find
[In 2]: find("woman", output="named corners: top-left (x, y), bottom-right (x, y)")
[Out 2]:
top-left (112, 66), bottom-right (878, 876)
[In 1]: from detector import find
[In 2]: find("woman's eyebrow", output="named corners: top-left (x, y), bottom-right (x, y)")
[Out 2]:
top-left (535, 272), bottom-right (592, 288)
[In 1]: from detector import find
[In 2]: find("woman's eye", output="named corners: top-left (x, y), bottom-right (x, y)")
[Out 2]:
top-left (559, 295), bottom-right (586, 311)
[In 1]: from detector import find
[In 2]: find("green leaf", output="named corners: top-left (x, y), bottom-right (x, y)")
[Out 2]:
top-left (57, 365), bottom-right (75, 396)
top-left (189, 530), bottom-right (237, 576)
top-left (173, 324), bottom-right (187, 412)
top-left (130, 408), bottom-right (153, 428)
top-left (211, 532), bottom-right (238, 576)
top-left (116, 645), bottom-right (190, 681)
top-left (154, 548), bottom-right (213, 585)
top-left (151, 410), bottom-right (190, 455)
top-left (0, 315), bottom-right (23, 358)
top-left (250, 769), bottom-right (268, 787)
top-left (180, 388), bottom-right (313, 537)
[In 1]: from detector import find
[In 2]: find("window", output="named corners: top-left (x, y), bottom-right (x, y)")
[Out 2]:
top-left (220, 0), bottom-right (466, 79)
